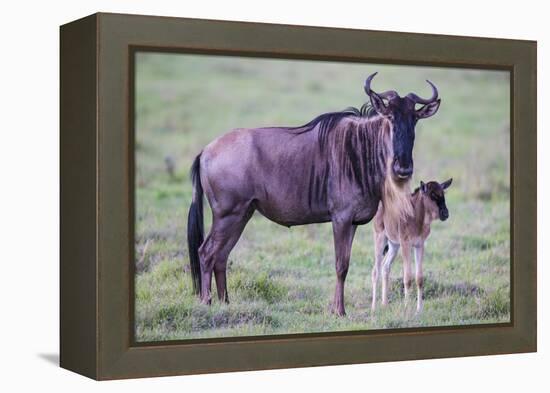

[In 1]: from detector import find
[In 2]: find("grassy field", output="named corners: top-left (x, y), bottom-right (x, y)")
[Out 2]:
top-left (134, 53), bottom-right (510, 342)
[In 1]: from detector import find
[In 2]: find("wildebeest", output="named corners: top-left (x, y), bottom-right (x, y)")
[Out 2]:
top-left (371, 179), bottom-right (452, 313)
top-left (187, 72), bottom-right (441, 316)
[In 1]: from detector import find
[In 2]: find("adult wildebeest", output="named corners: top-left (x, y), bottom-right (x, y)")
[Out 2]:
top-left (187, 72), bottom-right (441, 316)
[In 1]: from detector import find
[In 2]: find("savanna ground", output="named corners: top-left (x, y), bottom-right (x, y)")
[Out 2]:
top-left (134, 53), bottom-right (510, 342)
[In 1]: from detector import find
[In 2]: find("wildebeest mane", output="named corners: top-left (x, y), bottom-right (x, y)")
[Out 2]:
top-left (288, 102), bottom-right (378, 150)
top-left (286, 101), bottom-right (391, 210)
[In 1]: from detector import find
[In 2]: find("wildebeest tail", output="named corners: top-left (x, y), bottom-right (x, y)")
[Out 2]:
top-left (187, 153), bottom-right (204, 296)
top-left (383, 244), bottom-right (389, 256)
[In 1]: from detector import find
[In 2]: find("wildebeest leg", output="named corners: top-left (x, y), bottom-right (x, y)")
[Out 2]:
top-left (199, 205), bottom-right (253, 304)
top-left (381, 241), bottom-right (399, 306)
top-left (401, 243), bottom-right (413, 305)
top-left (213, 208), bottom-right (254, 303)
top-left (197, 229), bottom-right (215, 304)
top-left (214, 268), bottom-right (229, 303)
top-left (413, 246), bottom-right (424, 312)
top-left (371, 231), bottom-right (388, 312)
top-left (330, 218), bottom-right (357, 317)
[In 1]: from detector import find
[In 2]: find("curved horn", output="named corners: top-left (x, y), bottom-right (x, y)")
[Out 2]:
top-left (364, 72), bottom-right (378, 96)
top-left (364, 72), bottom-right (399, 100)
top-left (406, 80), bottom-right (439, 104)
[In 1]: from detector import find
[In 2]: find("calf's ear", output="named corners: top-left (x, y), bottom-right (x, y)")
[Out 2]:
top-left (416, 98), bottom-right (441, 119)
top-left (440, 178), bottom-right (453, 190)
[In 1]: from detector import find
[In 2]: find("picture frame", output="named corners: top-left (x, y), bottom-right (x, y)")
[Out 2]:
top-left (60, 12), bottom-right (537, 380)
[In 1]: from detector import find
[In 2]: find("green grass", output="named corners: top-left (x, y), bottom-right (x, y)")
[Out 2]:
top-left (134, 53), bottom-right (510, 341)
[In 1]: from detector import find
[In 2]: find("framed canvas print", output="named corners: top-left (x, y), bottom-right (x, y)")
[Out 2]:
top-left (60, 12), bottom-right (537, 380)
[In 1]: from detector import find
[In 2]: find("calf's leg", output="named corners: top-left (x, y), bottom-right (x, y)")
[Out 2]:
top-left (401, 244), bottom-right (413, 305)
top-left (413, 246), bottom-right (425, 312)
top-left (381, 241), bottom-right (399, 306)
top-left (371, 232), bottom-right (388, 312)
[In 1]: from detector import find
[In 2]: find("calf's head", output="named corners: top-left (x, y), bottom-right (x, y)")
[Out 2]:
top-left (420, 179), bottom-right (453, 221)
top-left (364, 72), bottom-right (441, 182)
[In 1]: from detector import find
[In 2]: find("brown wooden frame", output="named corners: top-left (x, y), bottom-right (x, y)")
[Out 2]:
top-left (60, 12), bottom-right (537, 380)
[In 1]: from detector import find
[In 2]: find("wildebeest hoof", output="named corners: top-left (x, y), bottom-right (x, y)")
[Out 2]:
top-left (329, 304), bottom-right (346, 317)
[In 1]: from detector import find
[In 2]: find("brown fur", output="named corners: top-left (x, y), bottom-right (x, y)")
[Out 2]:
top-left (382, 165), bottom-right (413, 224)
top-left (371, 180), bottom-right (451, 313)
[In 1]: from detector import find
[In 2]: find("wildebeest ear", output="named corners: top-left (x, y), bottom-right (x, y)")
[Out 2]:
top-left (440, 178), bottom-right (453, 190)
top-left (369, 91), bottom-right (389, 116)
top-left (416, 98), bottom-right (441, 119)
top-left (420, 181), bottom-right (427, 193)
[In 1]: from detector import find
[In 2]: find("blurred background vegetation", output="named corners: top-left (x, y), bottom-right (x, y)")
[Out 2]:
top-left (134, 52), bottom-right (510, 341)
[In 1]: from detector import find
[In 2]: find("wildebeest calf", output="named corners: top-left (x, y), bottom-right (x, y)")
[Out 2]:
top-left (371, 178), bottom-right (452, 312)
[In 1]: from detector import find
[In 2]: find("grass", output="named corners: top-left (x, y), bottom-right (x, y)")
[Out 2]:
top-left (134, 52), bottom-right (510, 341)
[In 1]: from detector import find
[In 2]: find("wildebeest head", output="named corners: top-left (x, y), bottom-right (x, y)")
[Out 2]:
top-left (364, 72), bottom-right (441, 182)
top-left (420, 178), bottom-right (452, 221)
